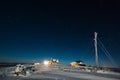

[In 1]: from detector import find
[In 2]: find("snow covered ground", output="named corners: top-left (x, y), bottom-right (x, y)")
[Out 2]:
top-left (0, 64), bottom-right (120, 80)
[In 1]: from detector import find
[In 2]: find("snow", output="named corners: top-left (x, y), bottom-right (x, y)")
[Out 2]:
top-left (0, 64), bottom-right (120, 80)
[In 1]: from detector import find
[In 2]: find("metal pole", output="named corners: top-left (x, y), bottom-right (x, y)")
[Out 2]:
top-left (94, 32), bottom-right (98, 68)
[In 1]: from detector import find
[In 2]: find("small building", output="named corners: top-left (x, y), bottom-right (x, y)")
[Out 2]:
top-left (43, 58), bottom-right (59, 65)
top-left (70, 60), bottom-right (86, 68)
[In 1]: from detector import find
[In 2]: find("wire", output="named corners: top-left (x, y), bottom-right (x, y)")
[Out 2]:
top-left (97, 38), bottom-right (118, 67)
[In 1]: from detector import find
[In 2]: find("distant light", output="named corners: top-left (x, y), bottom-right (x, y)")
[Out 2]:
top-left (43, 60), bottom-right (49, 65)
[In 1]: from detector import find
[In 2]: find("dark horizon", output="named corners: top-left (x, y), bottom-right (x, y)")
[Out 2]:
top-left (0, 1), bottom-right (120, 67)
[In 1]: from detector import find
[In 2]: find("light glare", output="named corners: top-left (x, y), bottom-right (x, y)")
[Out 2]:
top-left (43, 60), bottom-right (49, 65)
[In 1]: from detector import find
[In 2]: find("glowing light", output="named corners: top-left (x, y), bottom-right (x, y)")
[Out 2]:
top-left (43, 60), bottom-right (49, 65)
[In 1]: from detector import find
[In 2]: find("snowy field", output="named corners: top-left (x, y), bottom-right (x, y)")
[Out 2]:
top-left (0, 64), bottom-right (120, 80)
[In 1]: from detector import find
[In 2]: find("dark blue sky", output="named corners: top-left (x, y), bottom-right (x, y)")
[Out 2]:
top-left (0, 1), bottom-right (120, 67)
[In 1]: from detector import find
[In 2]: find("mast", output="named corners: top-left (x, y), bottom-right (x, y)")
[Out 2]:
top-left (94, 32), bottom-right (99, 67)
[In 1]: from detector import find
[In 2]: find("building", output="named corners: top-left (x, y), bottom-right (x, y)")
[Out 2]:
top-left (70, 60), bottom-right (86, 68)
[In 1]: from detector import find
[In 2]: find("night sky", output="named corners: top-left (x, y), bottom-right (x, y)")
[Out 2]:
top-left (0, 1), bottom-right (120, 67)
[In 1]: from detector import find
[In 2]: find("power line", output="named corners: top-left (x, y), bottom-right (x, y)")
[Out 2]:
top-left (98, 38), bottom-right (118, 67)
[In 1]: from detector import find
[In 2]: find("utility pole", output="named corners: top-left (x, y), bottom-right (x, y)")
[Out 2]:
top-left (94, 32), bottom-right (98, 68)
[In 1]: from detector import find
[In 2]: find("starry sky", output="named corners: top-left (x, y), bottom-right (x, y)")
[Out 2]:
top-left (0, 1), bottom-right (120, 67)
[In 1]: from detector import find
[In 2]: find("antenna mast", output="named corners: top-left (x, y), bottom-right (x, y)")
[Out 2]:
top-left (94, 32), bottom-right (99, 67)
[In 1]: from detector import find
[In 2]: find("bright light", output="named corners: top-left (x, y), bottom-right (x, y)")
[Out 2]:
top-left (43, 60), bottom-right (49, 65)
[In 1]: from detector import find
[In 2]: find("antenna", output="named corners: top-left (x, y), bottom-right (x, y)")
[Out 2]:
top-left (94, 32), bottom-right (99, 67)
